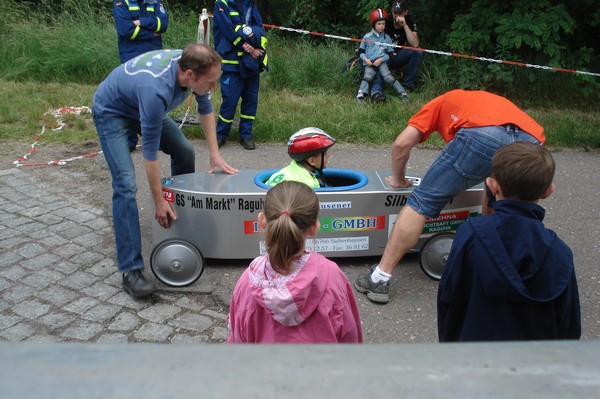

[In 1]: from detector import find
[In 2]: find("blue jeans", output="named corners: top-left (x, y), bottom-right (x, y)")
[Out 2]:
top-left (371, 48), bottom-right (423, 95)
top-left (408, 125), bottom-right (541, 218)
top-left (94, 112), bottom-right (195, 272)
top-left (359, 63), bottom-right (405, 96)
top-left (217, 72), bottom-right (260, 140)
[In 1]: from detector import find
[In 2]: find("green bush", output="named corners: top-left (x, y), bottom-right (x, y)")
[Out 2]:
top-left (439, 0), bottom-right (600, 102)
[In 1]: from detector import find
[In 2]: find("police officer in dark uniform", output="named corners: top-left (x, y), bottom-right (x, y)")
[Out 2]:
top-left (213, 0), bottom-right (268, 150)
top-left (113, 0), bottom-right (169, 64)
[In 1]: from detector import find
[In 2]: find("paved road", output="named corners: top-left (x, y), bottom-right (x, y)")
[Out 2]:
top-left (1, 139), bottom-right (599, 343)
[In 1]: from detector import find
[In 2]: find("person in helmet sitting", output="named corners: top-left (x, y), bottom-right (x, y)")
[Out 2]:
top-left (356, 8), bottom-right (408, 104)
top-left (266, 127), bottom-right (336, 188)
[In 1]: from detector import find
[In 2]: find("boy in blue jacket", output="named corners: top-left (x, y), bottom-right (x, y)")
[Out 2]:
top-left (356, 9), bottom-right (408, 104)
top-left (437, 142), bottom-right (581, 342)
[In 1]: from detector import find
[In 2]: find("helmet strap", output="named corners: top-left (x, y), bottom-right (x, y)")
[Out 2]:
top-left (298, 158), bottom-right (329, 187)
top-left (316, 153), bottom-right (330, 187)
top-left (298, 159), bottom-right (317, 175)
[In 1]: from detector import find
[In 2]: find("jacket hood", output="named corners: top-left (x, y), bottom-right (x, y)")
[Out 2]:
top-left (471, 200), bottom-right (573, 303)
top-left (246, 252), bottom-right (329, 327)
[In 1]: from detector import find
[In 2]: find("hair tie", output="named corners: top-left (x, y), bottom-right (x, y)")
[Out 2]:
top-left (280, 210), bottom-right (292, 216)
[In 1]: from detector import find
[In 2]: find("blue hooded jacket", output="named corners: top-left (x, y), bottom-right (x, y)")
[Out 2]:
top-left (438, 200), bottom-right (581, 342)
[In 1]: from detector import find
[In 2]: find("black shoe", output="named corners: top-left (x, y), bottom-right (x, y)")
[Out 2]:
top-left (128, 137), bottom-right (139, 152)
top-left (371, 92), bottom-right (386, 103)
top-left (217, 138), bottom-right (226, 149)
top-left (240, 137), bottom-right (256, 150)
top-left (122, 270), bottom-right (157, 298)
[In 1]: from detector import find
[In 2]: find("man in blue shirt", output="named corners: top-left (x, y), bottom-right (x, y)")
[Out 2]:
top-left (93, 44), bottom-right (238, 298)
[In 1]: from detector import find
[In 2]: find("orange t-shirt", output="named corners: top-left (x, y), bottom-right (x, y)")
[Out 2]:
top-left (408, 90), bottom-right (546, 144)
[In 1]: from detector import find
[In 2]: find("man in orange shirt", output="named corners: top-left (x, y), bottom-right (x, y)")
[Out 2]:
top-left (355, 89), bottom-right (546, 304)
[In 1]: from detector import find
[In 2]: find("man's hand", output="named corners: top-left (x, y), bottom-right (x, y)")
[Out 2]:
top-left (395, 15), bottom-right (406, 27)
top-left (386, 175), bottom-right (413, 188)
top-left (208, 152), bottom-right (239, 175)
top-left (242, 43), bottom-right (264, 59)
top-left (155, 198), bottom-right (176, 228)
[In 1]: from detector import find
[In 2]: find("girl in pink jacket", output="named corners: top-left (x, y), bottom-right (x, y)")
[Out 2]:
top-left (227, 181), bottom-right (363, 343)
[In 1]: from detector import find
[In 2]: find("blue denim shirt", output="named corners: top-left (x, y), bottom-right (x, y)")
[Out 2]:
top-left (358, 29), bottom-right (393, 64)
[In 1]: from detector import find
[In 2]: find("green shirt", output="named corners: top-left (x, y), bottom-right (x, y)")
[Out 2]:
top-left (265, 160), bottom-right (320, 188)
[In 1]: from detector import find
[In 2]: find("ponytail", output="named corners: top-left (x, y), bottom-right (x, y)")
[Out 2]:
top-left (263, 181), bottom-right (319, 274)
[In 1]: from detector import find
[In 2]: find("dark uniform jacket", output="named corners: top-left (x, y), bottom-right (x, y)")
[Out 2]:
top-left (213, 0), bottom-right (267, 76)
top-left (113, 0), bottom-right (169, 63)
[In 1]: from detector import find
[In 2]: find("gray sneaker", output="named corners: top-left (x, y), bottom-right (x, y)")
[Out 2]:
top-left (354, 265), bottom-right (390, 304)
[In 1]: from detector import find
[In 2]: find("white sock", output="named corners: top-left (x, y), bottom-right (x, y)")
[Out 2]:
top-left (370, 265), bottom-right (391, 283)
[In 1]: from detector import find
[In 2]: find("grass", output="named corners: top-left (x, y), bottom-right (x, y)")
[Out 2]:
top-left (5, 78), bottom-right (598, 153)
top-left (0, 1), bottom-right (598, 151)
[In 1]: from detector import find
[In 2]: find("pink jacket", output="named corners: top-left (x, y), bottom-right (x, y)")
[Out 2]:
top-left (227, 252), bottom-right (363, 343)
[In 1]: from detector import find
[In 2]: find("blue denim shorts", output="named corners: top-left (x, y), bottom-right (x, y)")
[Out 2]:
top-left (407, 125), bottom-right (541, 218)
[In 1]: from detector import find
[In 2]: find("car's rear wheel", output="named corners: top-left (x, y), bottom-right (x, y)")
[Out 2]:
top-left (418, 232), bottom-right (455, 281)
top-left (150, 239), bottom-right (205, 287)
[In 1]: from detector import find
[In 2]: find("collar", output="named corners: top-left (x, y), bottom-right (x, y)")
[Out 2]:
top-left (493, 200), bottom-right (546, 222)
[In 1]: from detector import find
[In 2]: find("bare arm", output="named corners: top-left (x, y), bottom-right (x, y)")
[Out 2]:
top-left (199, 112), bottom-right (238, 174)
top-left (404, 24), bottom-right (419, 47)
top-left (385, 125), bottom-right (423, 188)
top-left (395, 15), bottom-right (419, 47)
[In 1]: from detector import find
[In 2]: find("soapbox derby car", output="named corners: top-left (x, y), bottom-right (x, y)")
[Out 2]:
top-left (152, 169), bottom-right (483, 287)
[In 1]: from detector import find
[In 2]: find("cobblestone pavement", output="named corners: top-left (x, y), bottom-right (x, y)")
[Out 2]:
top-left (0, 151), bottom-right (229, 344)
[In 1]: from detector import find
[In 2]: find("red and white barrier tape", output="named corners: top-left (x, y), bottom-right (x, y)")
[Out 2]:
top-left (14, 96), bottom-right (196, 168)
top-left (13, 106), bottom-right (102, 168)
top-left (262, 22), bottom-right (600, 78)
top-left (177, 95), bottom-right (195, 128)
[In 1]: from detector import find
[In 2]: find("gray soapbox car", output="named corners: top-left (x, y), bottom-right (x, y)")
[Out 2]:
top-left (151, 169), bottom-right (483, 287)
